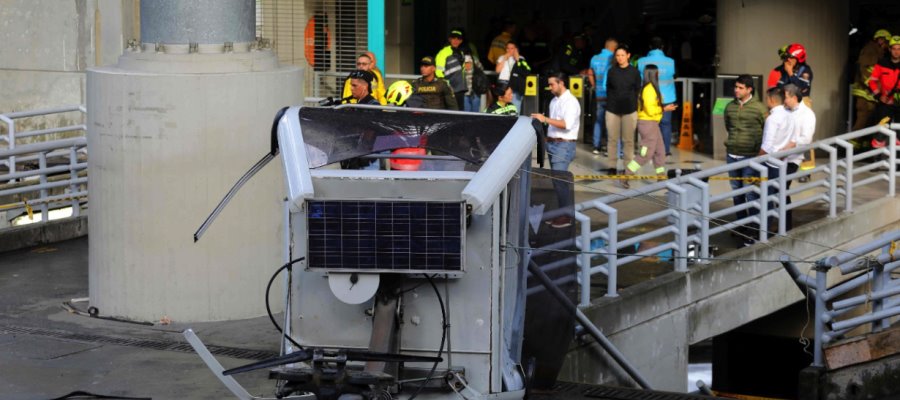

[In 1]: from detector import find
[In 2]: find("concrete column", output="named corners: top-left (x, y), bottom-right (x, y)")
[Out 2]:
top-left (88, 1), bottom-right (302, 322)
top-left (718, 0), bottom-right (849, 139)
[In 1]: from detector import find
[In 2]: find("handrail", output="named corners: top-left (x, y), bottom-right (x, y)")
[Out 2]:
top-left (782, 230), bottom-right (900, 367)
top-left (0, 106), bottom-right (87, 227)
top-left (529, 123), bottom-right (900, 306)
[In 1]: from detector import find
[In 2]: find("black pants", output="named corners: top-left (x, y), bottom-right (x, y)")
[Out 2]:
top-left (766, 163), bottom-right (800, 232)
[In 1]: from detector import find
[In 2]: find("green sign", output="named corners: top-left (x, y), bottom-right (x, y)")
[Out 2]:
top-left (712, 98), bottom-right (732, 116)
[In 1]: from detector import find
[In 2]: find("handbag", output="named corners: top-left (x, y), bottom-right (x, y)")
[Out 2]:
top-left (472, 66), bottom-right (489, 95)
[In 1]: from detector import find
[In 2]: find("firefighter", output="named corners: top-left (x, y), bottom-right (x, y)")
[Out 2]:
top-left (867, 35), bottom-right (900, 148)
top-left (852, 29), bottom-right (891, 134)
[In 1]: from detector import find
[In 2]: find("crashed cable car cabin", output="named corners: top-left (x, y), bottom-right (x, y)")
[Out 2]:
top-left (203, 104), bottom-right (539, 399)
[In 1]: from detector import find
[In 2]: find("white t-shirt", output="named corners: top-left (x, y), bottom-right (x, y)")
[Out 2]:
top-left (786, 101), bottom-right (816, 165)
top-left (548, 89), bottom-right (582, 141)
top-left (497, 54), bottom-right (516, 81)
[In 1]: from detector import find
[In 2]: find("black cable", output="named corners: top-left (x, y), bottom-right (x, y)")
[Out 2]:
top-left (407, 274), bottom-right (448, 400)
top-left (265, 257), bottom-right (306, 350)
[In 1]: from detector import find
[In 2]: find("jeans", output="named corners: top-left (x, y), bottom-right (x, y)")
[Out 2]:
top-left (512, 92), bottom-right (524, 115)
top-left (727, 154), bottom-right (760, 224)
top-left (593, 101), bottom-right (607, 149)
top-left (464, 93), bottom-right (481, 112)
top-left (660, 109), bottom-right (673, 154)
top-left (546, 140), bottom-right (576, 209)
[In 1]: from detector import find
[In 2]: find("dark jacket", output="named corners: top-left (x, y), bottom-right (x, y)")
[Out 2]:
top-left (724, 96), bottom-right (768, 156)
top-left (605, 64), bottom-right (642, 114)
top-left (767, 63), bottom-right (813, 96)
top-left (411, 77), bottom-right (458, 110)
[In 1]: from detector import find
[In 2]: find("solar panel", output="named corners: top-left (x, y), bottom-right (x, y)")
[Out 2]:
top-left (306, 200), bottom-right (464, 273)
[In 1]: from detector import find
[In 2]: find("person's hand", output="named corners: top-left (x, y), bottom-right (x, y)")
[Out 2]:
top-left (530, 113), bottom-right (545, 123)
top-left (664, 104), bottom-right (678, 112)
top-left (881, 94), bottom-right (894, 105)
top-left (784, 141), bottom-right (797, 150)
top-left (784, 58), bottom-right (796, 75)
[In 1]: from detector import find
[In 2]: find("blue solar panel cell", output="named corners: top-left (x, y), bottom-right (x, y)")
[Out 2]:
top-left (307, 200), bottom-right (464, 272)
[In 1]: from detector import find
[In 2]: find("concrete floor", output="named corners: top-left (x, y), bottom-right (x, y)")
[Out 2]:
top-left (0, 236), bottom-right (280, 399)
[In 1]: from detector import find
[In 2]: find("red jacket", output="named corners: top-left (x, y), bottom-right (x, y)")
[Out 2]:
top-left (869, 57), bottom-right (900, 103)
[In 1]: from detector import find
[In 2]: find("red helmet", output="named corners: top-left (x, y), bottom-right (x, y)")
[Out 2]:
top-left (786, 43), bottom-right (807, 63)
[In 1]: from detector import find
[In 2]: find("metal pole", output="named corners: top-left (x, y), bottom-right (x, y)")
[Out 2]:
top-left (281, 199), bottom-right (294, 355)
top-left (813, 260), bottom-right (829, 367)
top-left (527, 260), bottom-right (652, 389)
top-left (576, 211), bottom-right (591, 307)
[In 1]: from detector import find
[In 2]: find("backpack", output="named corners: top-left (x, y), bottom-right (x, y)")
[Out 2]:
top-left (509, 59), bottom-right (531, 94)
top-left (472, 66), bottom-right (489, 95)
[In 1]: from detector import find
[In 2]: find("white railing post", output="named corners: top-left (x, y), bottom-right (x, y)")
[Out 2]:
top-left (824, 144), bottom-right (838, 218)
top-left (575, 210), bottom-right (592, 307)
top-left (69, 146), bottom-right (80, 216)
top-left (667, 183), bottom-right (688, 272)
top-left (885, 126), bottom-right (896, 196)
top-left (688, 177), bottom-right (710, 262)
top-left (1, 115), bottom-right (15, 181)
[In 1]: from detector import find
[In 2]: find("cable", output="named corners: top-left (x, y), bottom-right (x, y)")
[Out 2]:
top-left (521, 167), bottom-right (867, 262)
top-left (407, 274), bottom-right (448, 400)
top-left (265, 257), bottom-right (306, 350)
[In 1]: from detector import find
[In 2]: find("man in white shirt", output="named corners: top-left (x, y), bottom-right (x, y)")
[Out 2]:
top-left (758, 86), bottom-right (793, 234)
top-left (780, 83), bottom-right (816, 230)
top-left (531, 72), bottom-right (582, 228)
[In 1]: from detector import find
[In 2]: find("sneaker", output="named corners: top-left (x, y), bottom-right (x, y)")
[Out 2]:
top-left (614, 178), bottom-right (630, 189)
top-left (550, 216), bottom-right (573, 228)
top-left (592, 148), bottom-right (601, 155)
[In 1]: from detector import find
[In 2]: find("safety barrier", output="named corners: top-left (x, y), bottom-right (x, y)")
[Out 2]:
top-left (782, 230), bottom-right (900, 367)
top-left (531, 124), bottom-right (900, 306)
top-left (0, 106), bottom-right (87, 225)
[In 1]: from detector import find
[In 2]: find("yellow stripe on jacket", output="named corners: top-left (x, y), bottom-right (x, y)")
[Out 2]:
top-left (638, 84), bottom-right (663, 122)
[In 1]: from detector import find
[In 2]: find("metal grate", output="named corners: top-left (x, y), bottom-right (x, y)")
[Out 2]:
top-left (0, 324), bottom-right (278, 361)
top-left (256, 0), bottom-right (368, 98)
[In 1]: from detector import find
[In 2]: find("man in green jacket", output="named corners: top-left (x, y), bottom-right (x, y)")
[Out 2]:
top-left (724, 74), bottom-right (768, 245)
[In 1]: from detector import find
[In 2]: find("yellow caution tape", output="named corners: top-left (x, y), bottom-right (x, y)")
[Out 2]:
top-left (0, 194), bottom-right (88, 212)
top-left (574, 174), bottom-right (768, 182)
top-left (24, 198), bottom-right (33, 220)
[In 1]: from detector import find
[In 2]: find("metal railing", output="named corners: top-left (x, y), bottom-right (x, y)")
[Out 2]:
top-left (0, 106), bottom-right (88, 225)
top-left (782, 230), bottom-right (900, 367)
top-left (532, 124), bottom-right (900, 306)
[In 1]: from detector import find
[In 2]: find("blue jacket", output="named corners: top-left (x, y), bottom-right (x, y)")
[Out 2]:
top-left (637, 49), bottom-right (677, 104)
top-left (590, 49), bottom-right (614, 98)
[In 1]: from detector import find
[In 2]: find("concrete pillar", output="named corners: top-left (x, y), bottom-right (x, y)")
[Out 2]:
top-left (88, 0), bottom-right (302, 322)
top-left (718, 0), bottom-right (849, 139)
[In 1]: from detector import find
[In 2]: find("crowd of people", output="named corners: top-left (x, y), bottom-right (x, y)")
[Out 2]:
top-left (334, 22), bottom-right (900, 231)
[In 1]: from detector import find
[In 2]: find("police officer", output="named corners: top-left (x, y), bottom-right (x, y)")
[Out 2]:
top-left (435, 29), bottom-right (469, 111)
top-left (411, 57), bottom-right (458, 110)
